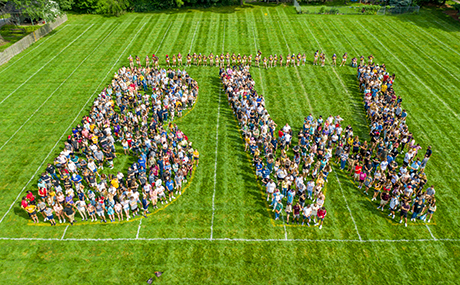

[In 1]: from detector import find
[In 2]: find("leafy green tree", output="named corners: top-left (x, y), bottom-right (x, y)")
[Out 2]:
top-left (96, 0), bottom-right (128, 16)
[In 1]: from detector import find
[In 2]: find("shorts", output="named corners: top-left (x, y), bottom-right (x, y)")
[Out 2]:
top-left (29, 211), bottom-right (37, 216)
top-left (294, 214), bottom-right (300, 219)
top-left (303, 215), bottom-right (310, 220)
top-left (389, 207), bottom-right (397, 212)
top-left (131, 206), bottom-right (138, 211)
top-left (400, 211), bottom-right (408, 218)
top-left (428, 209), bottom-right (435, 214)
top-left (380, 200), bottom-right (389, 206)
top-left (354, 173), bottom-right (360, 179)
top-left (89, 211), bottom-right (95, 215)
top-left (97, 211), bottom-right (104, 217)
top-left (159, 193), bottom-right (166, 198)
top-left (143, 205), bottom-right (149, 210)
top-left (374, 189), bottom-right (380, 193)
top-left (47, 215), bottom-right (54, 220)
top-left (317, 216), bottom-right (325, 222)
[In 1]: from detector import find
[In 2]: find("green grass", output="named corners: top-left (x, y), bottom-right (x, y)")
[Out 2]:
top-left (0, 4), bottom-right (460, 284)
top-left (0, 24), bottom-right (43, 52)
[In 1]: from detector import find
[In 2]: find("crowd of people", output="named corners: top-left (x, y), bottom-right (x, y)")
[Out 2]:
top-left (126, 51), bottom-right (372, 70)
top-left (221, 65), bottom-right (340, 229)
top-left (220, 58), bottom-right (437, 229)
top-left (21, 62), bottom-right (200, 226)
top-left (20, 51), bottom-right (437, 229)
top-left (345, 62), bottom-right (436, 226)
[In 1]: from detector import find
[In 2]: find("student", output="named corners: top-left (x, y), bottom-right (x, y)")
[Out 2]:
top-left (274, 201), bottom-right (283, 221)
top-left (293, 202), bottom-right (301, 225)
top-left (44, 207), bottom-right (57, 226)
top-left (25, 204), bottom-right (39, 223)
top-left (63, 203), bottom-right (76, 225)
top-left (285, 203), bottom-right (292, 224)
top-left (411, 199), bottom-right (426, 222)
top-left (399, 200), bottom-right (410, 227)
top-left (302, 204), bottom-right (312, 226)
top-left (317, 207), bottom-right (327, 230)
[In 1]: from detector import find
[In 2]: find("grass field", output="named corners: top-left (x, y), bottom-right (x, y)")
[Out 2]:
top-left (1, 3), bottom-right (460, 283)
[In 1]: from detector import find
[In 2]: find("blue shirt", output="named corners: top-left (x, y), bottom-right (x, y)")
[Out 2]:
top-left (287, 191), bottom-right (295, 204)
top-left (165, 180), bottom-right (174, 191)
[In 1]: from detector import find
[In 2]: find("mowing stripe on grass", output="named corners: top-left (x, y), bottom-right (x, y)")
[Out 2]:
top-left (378, 20), bottom-right (460, 84)
top-left (0, 237), bottom-right (459, 242)
top-left (155, 21), bottom-right (173, 54)
top-left (210, 89), bottom-right (220, 241)
top-left (188, 21), bottom-right (200, 54)
top-left (0, 21), bottom-right (148, 224)
top-left (334, 169), bottom-right (362, 241)
top-left (0, 24), bottom-right (95, 105)
top-left (355, 20), bottom-right (458, 118)
top-left (272, 9), bottom-right (312, 113)
top-left (300, 19), bottom-right (350, 96)
top-left (0, 24), bottom-right (119, 151)
top-left (0, 25), bottom-right (71, 74)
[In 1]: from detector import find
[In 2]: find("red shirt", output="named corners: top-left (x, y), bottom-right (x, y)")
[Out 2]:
top-left (355, 165), bottom-right (362, 174)
top-left (21, 200), bottom-right (28, 209)
top-left (317, 209), bottom-right (327, 219)
top-left (278, 130), bottom-right (283, 138)
top-left (26, 192), bottom-right (35, 202)
top-left (38, 188), bottom-right (47, 197)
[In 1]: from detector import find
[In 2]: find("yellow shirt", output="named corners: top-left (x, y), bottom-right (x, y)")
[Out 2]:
top-left (193, 150), bottom-right (199, 158)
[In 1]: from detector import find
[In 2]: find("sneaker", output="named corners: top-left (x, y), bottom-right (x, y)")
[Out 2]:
top-left (161, 201), bottom-right (164, 204)
top-left (59, 220), bottom-right (62, 224)
top-left (314, 223), bottom-right (319, 226)
top-left (399, 220), bottom-right (403, 224)
top-left (172, 196), bottom-right (176, 199)
top-left (179, 191), bottom-right (182, 195)
top-left (405, 223), bottom-right (407, 227)
top-left (165, 201), bottom-right (168, 204)
top-left (388, 213), bottom-right (392, 217)
top-left (381, 208), bottom-right (384, 212)
top-left (427, 219), bottom-right (431, 223)
top-left (44, 218), bottom-right (48, 222)
top-left (319, 225), bottom-right (322, 230)
top-left (302, 222), bottom-right (304, 226)
top-left (307, 223), bottom-right (310, 227)
top-left (287, 222), bottom-right (289, 225)
top-left (169, 197), bottom-right (172, 202)
top-left (392, 214), bottom-right (395, 219)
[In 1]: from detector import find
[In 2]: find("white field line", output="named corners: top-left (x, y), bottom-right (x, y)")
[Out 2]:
top-left (0, 22), bottom-right (147, 225)
top-left (426, 224), bottom-right (437, 241)
top-left (155, 21), bottom-right (172, 54)
top-left (188, 21), bottom-right (200, 54)
top-left (136, 218), bottom-right (143, 239)
top-left (222, 21), bottom-right (225, 54)
top-left (300, 19), bottom-right (350, 95)
top-left (272, 11), bottom-right (312, 113)
top-left (355, 21), bottom-right (458, 118)
top-left (380, 20), bottom-right (460, 84)
top-left (0, 237), bottom-right (459, 242)
top-left (0, 25), bottom-right (71, 75)
top-left (326, 19), bottom-right (359, 59)
top-left (334, 170), bottom-right (362, 242)
top-left (0, 24), bottom-right (95, 105)
top-left (210, 89), bottom-right (220, 241)
top-left (61, 225), bottom-right (69, 240)
top-left (0, 25), bottom-right (118, 151)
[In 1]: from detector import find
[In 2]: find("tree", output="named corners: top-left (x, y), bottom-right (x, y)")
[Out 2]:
top-left (96, 0), bottom-right (128, 16)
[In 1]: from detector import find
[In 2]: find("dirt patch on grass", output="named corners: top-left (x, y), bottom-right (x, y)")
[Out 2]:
top-left (444, 9), bottom-right (460, 21)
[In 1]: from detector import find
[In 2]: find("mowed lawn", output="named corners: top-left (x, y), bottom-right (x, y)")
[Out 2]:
top-left (0, 4), bottom-right (460, 283)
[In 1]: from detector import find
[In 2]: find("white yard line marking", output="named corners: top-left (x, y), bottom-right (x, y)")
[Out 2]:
top-left (0, 237), bottom-right (458, 242)
top-left (61, 225), bottom-right (70, 240)
top-left (155, 21), bottom-right (172, 54)
top-left (189, 21), bottom-right (200, 54)
top-left (210, 89), bottom-right (220, 241)
top-left (0, 21), bottom-right (147, 224)
top-left (272, 11), bottom-right (312, 112)
top-left (0, 25), bottom-right (118, 151)
top-left (334, 170), bottom-right (362, 242)
top-left (0, 25), bottom-right (71, 75)
top-left (355, 20), bottom-right (458, 118)
top-left (426, 224), bottom-right (437, 241)
top-left (136, 218), bottom-right (143, 239)
top-left (0, 24), bottom-right (95, 105)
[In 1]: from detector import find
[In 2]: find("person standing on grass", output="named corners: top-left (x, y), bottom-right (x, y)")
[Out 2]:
top-left (340, 53), bottom-right (347, 67)
top-left (293, 202), bottom-right (301, 225)
top-left (285, 203), bottom-right (292, 224)
top-left (332, 54), bottom-right (337, 67)
top-left (266, 179), bottom-right (276, 202)
top-left (411, 199), bottom-right (426, 222)
top-left (53, 202), bottom-right (65, 223)
top-left (274, 200), bottom-right (283, 221)
top-left (317, 207), bottom-right (327, 230)
top-left (75, 199), bottom-right (88, 221)
top-left (377, 190), bottom-right (390, 211)
top-left (25, 204), bottom-right (39, 223)
top-left (63, 203), bottom-right (76, 225)
top-left (313, 50), bottom-right (319, 65)
top-left (399, 200), bottom-right (410, 227)
top-left (87, 203), bottom-right (97, 222)
top-left (95, 200), bottom-right (107, 223)
top-left (302, 204), bottom-right (312, 226)
top-left (44, 207), bottom-right (56, 226)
